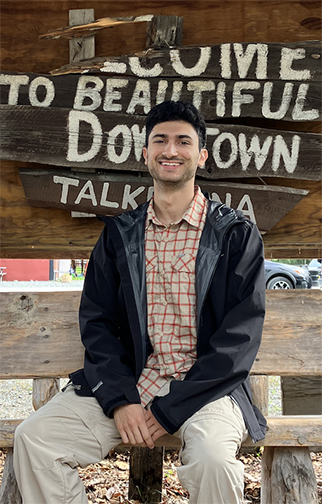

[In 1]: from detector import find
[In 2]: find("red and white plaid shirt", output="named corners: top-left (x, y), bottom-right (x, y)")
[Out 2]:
top-left (137, 187), bottom-right (208, 407)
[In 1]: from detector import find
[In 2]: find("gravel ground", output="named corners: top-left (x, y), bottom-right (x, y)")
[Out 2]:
top-left (0, 377), bottom-right (282, 419)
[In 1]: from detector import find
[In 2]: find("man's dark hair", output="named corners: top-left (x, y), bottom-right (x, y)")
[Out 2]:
top-left (145, 101), bottom-right (207, 150)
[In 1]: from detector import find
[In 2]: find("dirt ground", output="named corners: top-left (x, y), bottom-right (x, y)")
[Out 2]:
top-left (1, 448), bottom-right (321, 503)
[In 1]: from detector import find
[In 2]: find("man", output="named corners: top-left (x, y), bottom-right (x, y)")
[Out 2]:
top-left (14, 101), bottom-right (266, 504)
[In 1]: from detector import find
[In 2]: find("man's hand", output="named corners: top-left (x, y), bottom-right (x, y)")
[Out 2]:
top-left (114, 404), bottom-right (155, 449)
top-left (144, 409), bottom-right (167, 442)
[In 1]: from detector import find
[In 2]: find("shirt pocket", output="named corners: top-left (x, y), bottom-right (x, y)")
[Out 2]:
top-left (146, 255), bottom-right (158, 273)
top-left (171, 253), bottom-right (195, 273)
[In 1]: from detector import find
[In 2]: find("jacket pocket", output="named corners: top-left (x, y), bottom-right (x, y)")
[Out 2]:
top-left (68, 368), bottom-right (94, 397)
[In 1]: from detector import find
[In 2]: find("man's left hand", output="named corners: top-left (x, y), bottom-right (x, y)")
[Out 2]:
top-left (144, 409), bottom-right (167, 441)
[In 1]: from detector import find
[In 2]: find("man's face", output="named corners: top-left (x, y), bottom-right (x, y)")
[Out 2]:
top-left (143, 120), bottom-right (208, 189)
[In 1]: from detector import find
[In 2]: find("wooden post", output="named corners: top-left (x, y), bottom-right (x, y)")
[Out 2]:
top-left (32, 378), bottom-right (60, 411)
top-left (128, 15), bottom-right (183, 503)
top-left (250, 375), bottom-right (269, 417)
top-left (261, 447), bottom-right (318, 504)
top-left (129, 447), bottom-right (164, 503)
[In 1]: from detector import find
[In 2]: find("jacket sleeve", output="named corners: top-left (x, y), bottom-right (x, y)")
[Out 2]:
top-left (78, 225), bottom-right (141, 417)
top-left (151, 220), bottom-right (266, 433)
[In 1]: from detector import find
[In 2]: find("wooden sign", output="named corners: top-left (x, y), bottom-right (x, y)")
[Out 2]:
top-left (19, 168), bottom-right (308, 233)
top-left (1, 68), bottom-right (321, 122)
top-left (1, 106), bottom-right (321, 181)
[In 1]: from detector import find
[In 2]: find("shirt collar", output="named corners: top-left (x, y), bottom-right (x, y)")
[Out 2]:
top-left (146, 186), bottom-right (207, 228)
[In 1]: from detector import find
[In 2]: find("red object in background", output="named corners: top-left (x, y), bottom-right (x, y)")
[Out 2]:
top-left (0, 259), bottom-right (50, 281)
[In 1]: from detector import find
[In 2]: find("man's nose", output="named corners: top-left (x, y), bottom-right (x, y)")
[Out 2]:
top-left (163, 142), bottom-right (178, 158)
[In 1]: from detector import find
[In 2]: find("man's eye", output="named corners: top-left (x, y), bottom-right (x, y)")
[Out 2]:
top-left (180, 141), bottom-right (190, 145)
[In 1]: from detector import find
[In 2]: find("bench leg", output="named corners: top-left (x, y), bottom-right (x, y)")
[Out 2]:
top-left (261, 446), bottom-right (318, 504)
top-left (129, 446), bottom-right (164, 503)
top-left (0, 448), bottom-right (22, 504)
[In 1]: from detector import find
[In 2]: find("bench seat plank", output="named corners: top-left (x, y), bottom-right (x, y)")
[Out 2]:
top-left (1, 416), bottom-right (321, 449)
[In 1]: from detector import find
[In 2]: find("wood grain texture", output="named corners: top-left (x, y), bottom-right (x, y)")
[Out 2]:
top-left (0, 290), bottom-right (321, 379)
top-left (261, 447), bottom-right (318, 504)
top-left (1, 1), bottom-right (322, 75)
top-left (18, 169), bottom-right (309, 234)
top-left (1, 416), bottom-right (321, 449)
top-left (1, 2), bottom-right (321, 258)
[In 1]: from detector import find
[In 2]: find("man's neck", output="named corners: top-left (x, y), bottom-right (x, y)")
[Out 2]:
top-left (152, 182), bottom-right (196, 226)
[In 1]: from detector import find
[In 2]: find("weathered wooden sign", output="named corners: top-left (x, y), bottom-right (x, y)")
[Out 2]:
top-left (1, 106), bottom-right (321, 181)
top-left (0, 50), bottom-right (321, 121)
top-left (19, 168), bottom-right (308, 233)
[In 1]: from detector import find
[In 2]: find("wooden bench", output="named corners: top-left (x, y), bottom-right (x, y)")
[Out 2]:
top-left (0, 289), bottom-right (321, 504)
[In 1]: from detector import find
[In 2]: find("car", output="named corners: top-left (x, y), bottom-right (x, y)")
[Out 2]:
top-left (307, 259), bottom-right (322, 287)
top-left (264, 260), bottom-right (312, 289)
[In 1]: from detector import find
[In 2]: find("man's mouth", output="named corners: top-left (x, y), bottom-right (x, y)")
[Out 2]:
top-left (159, 161), bottom-right (182, 167)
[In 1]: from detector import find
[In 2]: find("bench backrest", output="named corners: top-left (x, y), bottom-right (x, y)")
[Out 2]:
top-left (0, 290), bottom-right (321, 379)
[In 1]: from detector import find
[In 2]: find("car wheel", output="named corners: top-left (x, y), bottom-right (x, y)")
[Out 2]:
top-left (267, 276), bottom-right (293, 289)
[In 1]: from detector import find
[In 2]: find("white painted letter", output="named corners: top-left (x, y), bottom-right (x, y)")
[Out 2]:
top-left (238, 133), bottom-right (273, 171)
top-left (103, 79), bottom-right (128, 112)
top-left (170, 81), bottom-right (183, 101)
top-left (101, 61), bottom-right (127, 74)
top-left (129, 57), bottom-right (163, 77)
top-left (156, 80), bottom-right (168, 105)
top-left (131, 124), bottom-right (146, 161)
top-left (237, 194), bottom-right (256, 223)
top-left (170, 47), bottom-right (211, 77)
top-left (220, 44), bottom-right (231, 79)
top-left (213, 133), bottom-right (238, 169)
top-left (0, 74), bottom-right (29, 105)
top-left (74, 180), bottom-right (97, 206)
top-left (28, 77), bottom-right (55, 107)
top-left (53, 175), bottom-right (79, 204)
top-left (233, 43), bottom-right (268, 79)
top-left (107, 124), bottom-right (132, 163)
top-left (272, 134), bottom-right (301, 173)
top-left (126, 79), bottom-right (151, 114)
top-left (73, 76), bottom-right (104, 111)
top-left (67, 110), bottom-right (102, 162)
top-left (100, 182), bottom-right (119, 208)
top-left (122, 184), bottom-right (145, 210)
top-left (292, 83), bottom-right (319, 121)
top-left (187, 80), bottom-right (215, 109)
top-left (232, 81), bottom-right (261, 117)
top-left (262, 82), bottom-right (293, 120)
top-left (280, 47), bottom-right (311, 80)
top-left (216, 82), bottom-right (226, 117)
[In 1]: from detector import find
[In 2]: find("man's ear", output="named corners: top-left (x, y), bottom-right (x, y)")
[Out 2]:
top-left (198, 148), bottom-right (208, 169)
top-left (143, 146), bottom-right (148, 165)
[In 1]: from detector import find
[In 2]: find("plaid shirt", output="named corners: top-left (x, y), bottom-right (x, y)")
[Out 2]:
top-left (137, 187), bottom-right (208, 407)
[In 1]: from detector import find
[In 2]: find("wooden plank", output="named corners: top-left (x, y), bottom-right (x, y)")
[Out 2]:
top-left (1, 106), bottom-right (321, 181)
top-left (18, 169), bottom-right (309, 234)
top-left (281, 377), bottom-right (322, 415)
top-left (1, 1), bottom-right (322, 78)
top-left (48, 40), bottom-right (322, 81)
top-left (261, 447), bottom-right (318, 504)
top-left (1, 71), bottom-right (321, 123)
top-left (0, 290), bottom-right (321, 379)
top-left (1, 416), bottom-right (321, 449)
top-left (1, 162), bottom-right (320, 259)
top-left (68, 9), bottom-right (95, 64)
top-left (39, 15), bottom-right (152, 40)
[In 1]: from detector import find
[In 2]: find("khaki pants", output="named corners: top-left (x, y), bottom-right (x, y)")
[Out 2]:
top-left (13, 387), bottom-right (248, 504)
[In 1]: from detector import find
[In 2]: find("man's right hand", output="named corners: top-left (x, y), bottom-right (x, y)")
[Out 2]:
top-left (113, 404), bottom-right (155, 449)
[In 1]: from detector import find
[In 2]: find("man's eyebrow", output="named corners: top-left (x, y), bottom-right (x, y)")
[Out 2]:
top-left (151, 133), bottom-right (193, 140)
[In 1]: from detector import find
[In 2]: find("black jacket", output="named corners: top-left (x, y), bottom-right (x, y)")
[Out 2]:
top-left (70, 198), bottom-right (267, 443)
